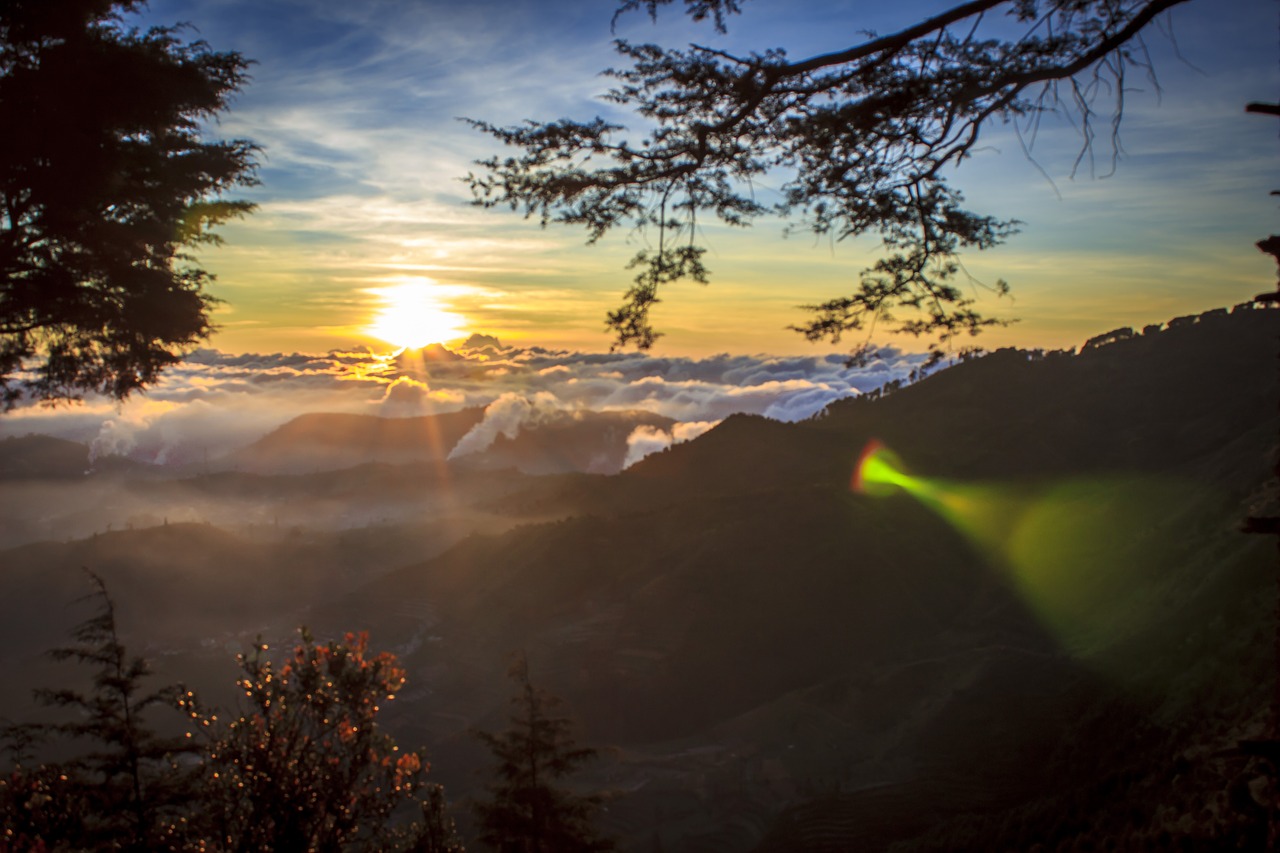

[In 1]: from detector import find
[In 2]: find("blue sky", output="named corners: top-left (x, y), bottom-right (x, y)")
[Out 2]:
top-left (133, 0), bottom-right (1280, 356)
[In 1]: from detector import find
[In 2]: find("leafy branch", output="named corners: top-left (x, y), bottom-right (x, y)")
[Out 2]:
top-left (466, 0), bottom-right (1190, 352)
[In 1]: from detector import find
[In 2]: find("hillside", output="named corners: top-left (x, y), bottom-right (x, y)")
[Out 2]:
top-left (317, 307), bottom-right (1279, 850)
top-left (1, 307), bottom-right (1275, 851)
top-left (452, 409), bottom-right (677, 474)
top-left (227, 407), bottom-right (677, 475)
top-left (0, 434), bottom-right (90, 479)
top-left (227, 408), bottom-right (487, 473)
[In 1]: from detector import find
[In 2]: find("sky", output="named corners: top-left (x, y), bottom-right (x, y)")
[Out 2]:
top-left (125, 0), bottom-right (1278, 358)
top-left (4, 0), bottom-right (1277, 453)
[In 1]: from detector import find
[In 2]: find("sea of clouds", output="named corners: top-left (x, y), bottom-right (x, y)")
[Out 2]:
top-left (1, 336), bottom-right (930, 469)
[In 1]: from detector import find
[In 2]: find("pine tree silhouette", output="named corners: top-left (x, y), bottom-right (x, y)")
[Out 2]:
top-left (473, 654), bottom-right (614, 853)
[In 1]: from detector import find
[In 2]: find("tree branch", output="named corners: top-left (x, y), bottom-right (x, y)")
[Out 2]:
top-left (469, 0), bottom-right (1194, 351)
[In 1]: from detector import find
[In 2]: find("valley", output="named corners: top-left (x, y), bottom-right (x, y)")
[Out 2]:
top-left (2, 305), bottom-right (1276, 851)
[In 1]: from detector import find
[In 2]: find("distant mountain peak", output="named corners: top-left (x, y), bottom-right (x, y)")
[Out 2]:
top-left (418, 342), bottom-right (464, 362)
top-left (460, 333), bottom-right (502, 351)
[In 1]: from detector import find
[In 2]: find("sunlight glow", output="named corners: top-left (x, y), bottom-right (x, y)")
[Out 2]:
top-left (366, 278), bottom-right (468, 350)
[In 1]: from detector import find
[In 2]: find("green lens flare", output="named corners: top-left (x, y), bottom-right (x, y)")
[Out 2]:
top-left (853, 440), bottom-right (916, 496)
top-left (851, 439), bottom-right (1196, 658)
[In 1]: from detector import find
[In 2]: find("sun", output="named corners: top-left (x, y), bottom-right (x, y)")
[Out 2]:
top-left (366, 279), bottom-right (468, 350)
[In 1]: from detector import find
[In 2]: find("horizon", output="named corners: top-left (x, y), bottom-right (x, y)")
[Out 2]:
top-left (4, 3), bottom-right (1280, 849)
top-left (0, 299), bottom-right (1259, 471)
top-left (118, 0), bottom-right (1278, 358)
top-left (0, 326), bottom-right (933, 464)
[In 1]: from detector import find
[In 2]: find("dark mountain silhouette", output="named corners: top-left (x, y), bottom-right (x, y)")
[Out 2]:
top-left (227, 408), bottom-right (487, 473)
top-left (478, 306), bottom-right (1277, 521)
top-left (230, 407), bottom-right (676, 476)
top-left (0, 513), bottom-right (526, 722)
top-left (419, 342), bottom-right (467, 362)
top-left (0, 521), bottom-right (446, 662)
top-left (0, 306), bottom-right (1275, 851)
top-left (459, 332), bottom-right (503, 350)
top-left (0, 434), bottom-right (89, 479)
top-left (452, 409), bottom-right (677, 475)
top-left (0, 434), bottom-right (152, 480)
top-left (313, 307), bottom-right (1278, 850)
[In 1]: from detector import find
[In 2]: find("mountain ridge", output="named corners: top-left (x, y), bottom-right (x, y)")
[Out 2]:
top-left (314, 306), bottom-right (1278, 850)
top-left (1, 306), bottom-right (1275, 852)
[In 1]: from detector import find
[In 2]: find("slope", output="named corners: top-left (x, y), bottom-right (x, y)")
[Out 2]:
top-left (323, 307), bottom-right (1278, 851)
top-left (228, 408), bottom-right (486, 473)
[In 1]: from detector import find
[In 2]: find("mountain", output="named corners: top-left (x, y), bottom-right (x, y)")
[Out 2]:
top-left (314, 306), bottom-right (1278, 851)
top-left (0, 434), bottom-right (151, 480)
top-left (419, 342), bottom-right (466, 362)
top-left (0, 434), bottom-right (89, 479)
top-left (230, 407), bottom-right (678, 476)
top-left (452, 409), bottom-right (677, 475)
top-left (227, 408), bottom-right (486, 473)
top-left (458, 332), bottom-right (503, 351)
top-left (0, 510), bottom-right (530, 724)
top-left (1, 306), bottom-right (1275, 851)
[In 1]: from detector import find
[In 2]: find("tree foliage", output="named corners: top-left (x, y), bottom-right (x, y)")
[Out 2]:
top-left (467, 0), bottom-right (1189, 354)
top-left (0, 0), bottom-right (258, 407)
top-left (0, 570), bottom-right (194, 850)
top-left (181, 629), bottom-right (463, 852)
top-left (1, 579), bottom-right (465, 852)
top-left (473, 656), bottom-right (614, 853)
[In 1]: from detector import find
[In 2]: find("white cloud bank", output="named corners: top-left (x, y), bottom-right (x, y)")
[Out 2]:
top-left (1, 338), bottom-right (932, 467)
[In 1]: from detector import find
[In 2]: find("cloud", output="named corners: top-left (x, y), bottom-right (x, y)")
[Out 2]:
top-left (622, 425), bottom-right (672, 470)
top-left (622, 420), bottom-right (721, 469)
top-left (89, 406), bottom-right (163, 465)
top-left (1, 339), bottom-right (932, 467)
top-left (123, 0), bottom-right (1277, 359)
top-left (673, 421), bottom-right (720, 443)
top-left (378, 376), bottom-right (437, 414)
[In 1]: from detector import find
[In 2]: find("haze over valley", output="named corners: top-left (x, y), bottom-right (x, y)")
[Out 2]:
top-left (3, 306), bottom-right (1276, 850)
top-left (4, 0), bottom-right (1278, 847)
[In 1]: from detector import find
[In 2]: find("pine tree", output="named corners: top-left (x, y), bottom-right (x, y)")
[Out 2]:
top-left (0, 570), bottom-right (194, 850)
top-left (413, 783), bottom-right (469, 853)
top-left (473, 655), bottom-right (615, 853)
top-left (1, 578), bottom-right (467, 851)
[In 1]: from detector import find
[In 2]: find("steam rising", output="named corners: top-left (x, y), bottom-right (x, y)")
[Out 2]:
top-left (448, 392), bottom-right (560, 459)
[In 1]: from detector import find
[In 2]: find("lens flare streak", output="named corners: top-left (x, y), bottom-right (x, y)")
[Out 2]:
top-left (850, 438), bottom-right (1193, 656)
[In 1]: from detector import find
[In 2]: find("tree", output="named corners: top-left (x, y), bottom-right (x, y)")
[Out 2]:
top-left (0, 0), bottom-right (257, 407)
top-left (181, 629), bottom-right (462, 852)
top-left (472, 655), bottom-right (614, 853)
top-left (467, 0), bottom-right (1191, 355)
top-left (1, 574), bottom-right (465, 851)
top-left (0, 570), bottom-right (194, 850)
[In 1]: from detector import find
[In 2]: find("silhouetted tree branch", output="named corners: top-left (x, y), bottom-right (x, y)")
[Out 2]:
top-left (467, 0), bottom-right (1191, 354)
top-left (0, 0), bottom-right (258, 407)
